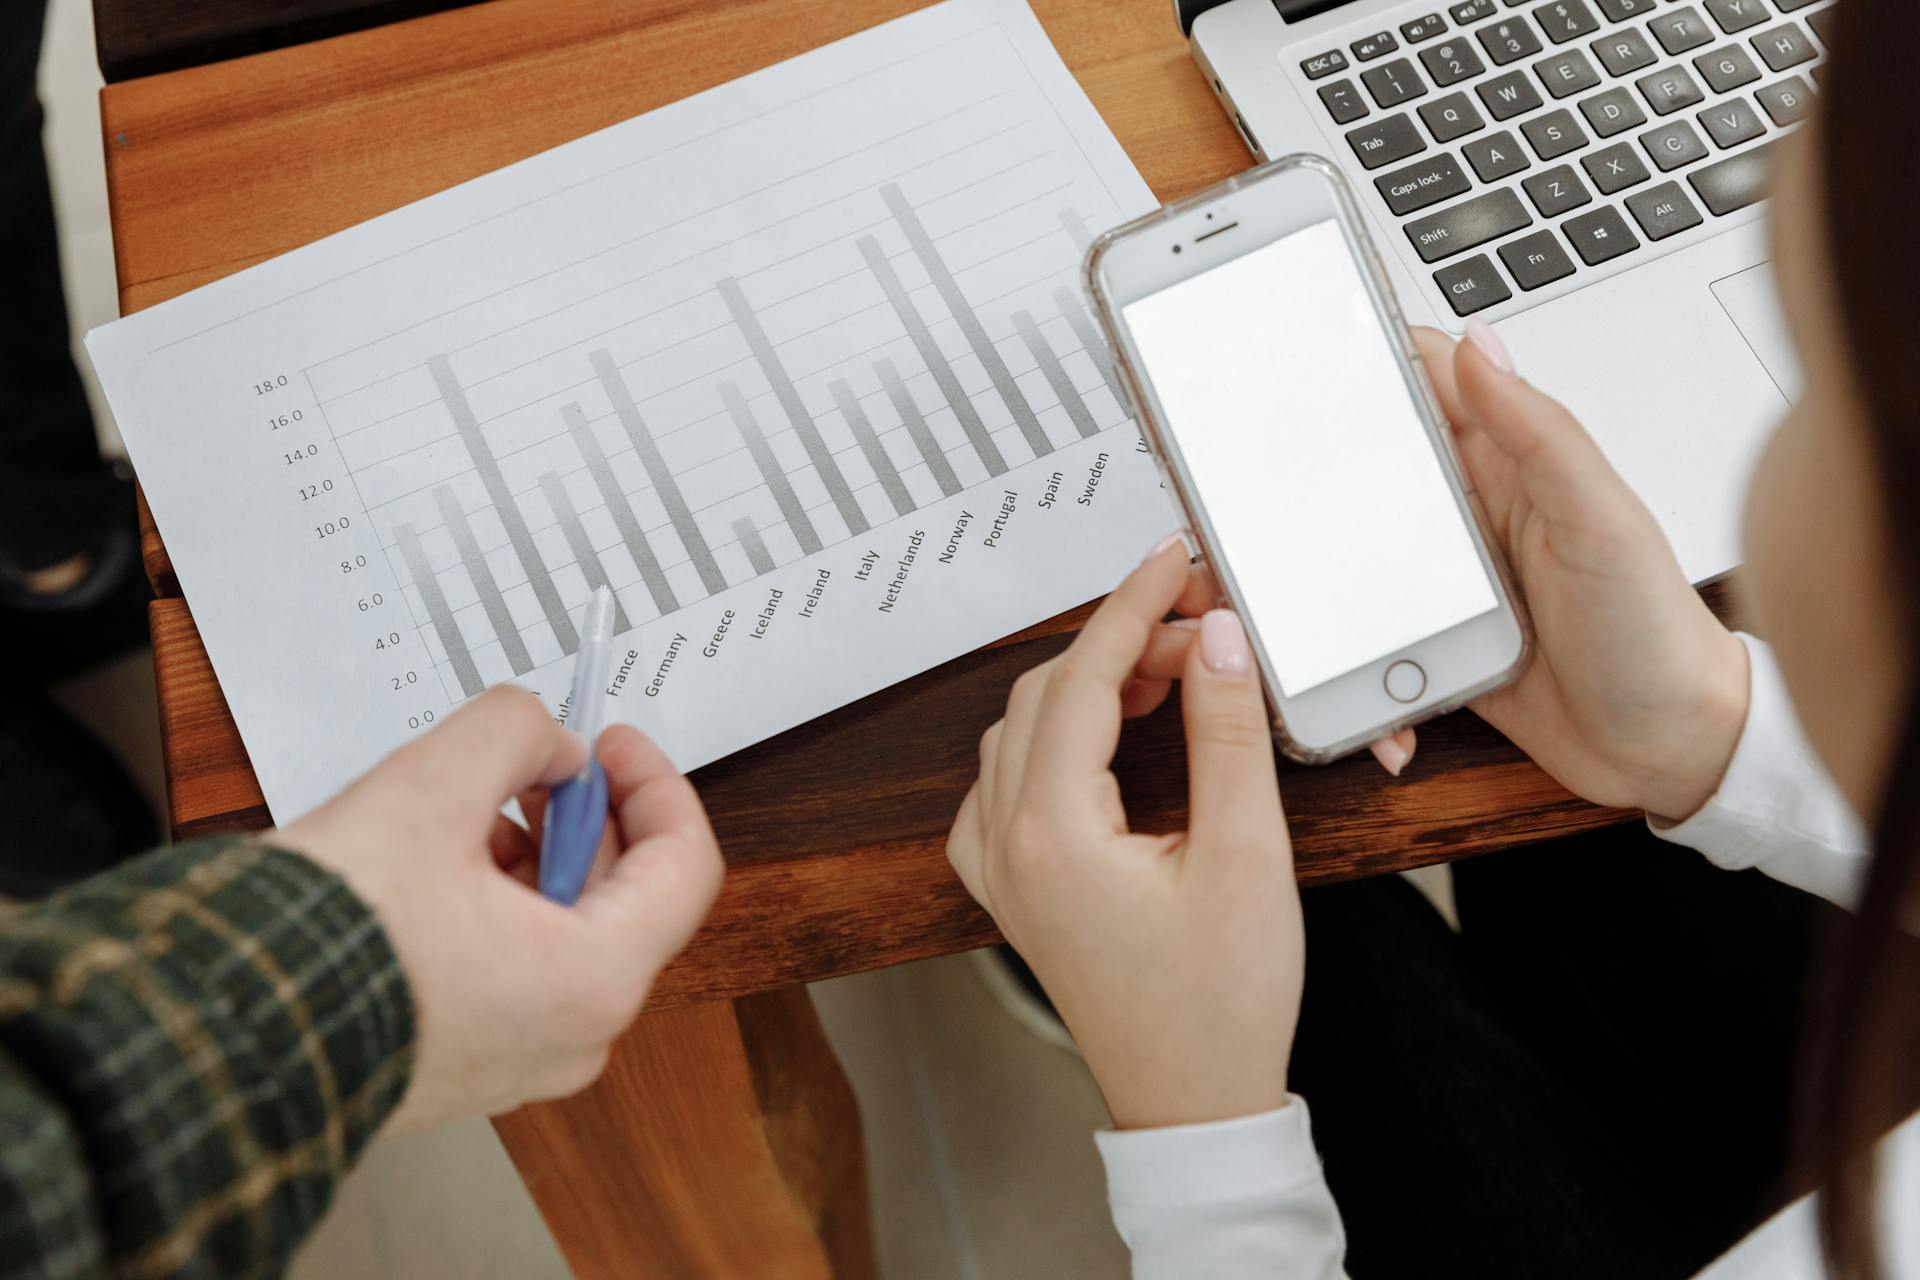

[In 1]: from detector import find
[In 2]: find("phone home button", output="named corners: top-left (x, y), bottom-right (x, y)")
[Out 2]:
top-left (1384, 660), bottom-right (1427, 704)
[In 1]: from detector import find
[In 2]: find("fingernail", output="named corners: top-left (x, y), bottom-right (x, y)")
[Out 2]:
top-left (1199, 609), bottom-right (1250, 677)
top-left (1166, 616), bottom-right (1201, 631)
top-left (1145, 531), bottom-right (1189, 563)
top-left (1370, 736), bottom-right (1411, 777)
top-left (1465, 319), bottom-right (1514, 375)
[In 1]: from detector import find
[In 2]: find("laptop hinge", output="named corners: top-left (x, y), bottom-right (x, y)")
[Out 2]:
top-left (1271, 0), bottom-right (1367, 22)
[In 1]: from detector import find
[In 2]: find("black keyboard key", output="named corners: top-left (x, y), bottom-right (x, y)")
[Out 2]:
top-left (1375, 153), bottom-right (1474, 214)
top-left (1405, 188), bottom-right (1533, 262)
top-left (1773, 0), bottom-right (1817, 9)
top-left (1402, 13), bottom-right (1450, 43)
top-left (1583, 140), bottom-right (1653, 192)
top-left (1364, 57), bottom-right (1431, 107)
top-left (1642, 118), bottom-right (1709, 170)
top-left (1563, 205), bottom-right (1640, 264)
top-left (1688, 138), bottom-right (1776, 213)
top-left (1694, 43), bottom-right (1762, 92)
top-left (1420, 39), bottom-right (1488, 86)
top-left (1522, 108), bottom-right (1590, 159)
top-left (1580, 86), bottom-right (1647, 136)
top-left (1353, 31), bottom-right (1400, 61)
top-left (1479, 17), bottom-right (1543, 65)
top-left (1319, 79), bottom-right (1371, 124)
top-left (1807, 8), bottom-right (1835, 47)
top-left (1637, 66), bottom-right (1706, 115)
top-left (1756, 75), bottom-right (1813, 126)
top-left (1704, 0), bottom-right (1768, 34)
top-left (1625, 180), bottom-right (1705, 239)
top-left (1434, 254), bottom-right (1514, 316)
top-left (1478, 69), bottom-right (1544, 119)
top-left (1523, 164), bottom-right (1594, 216)
top-left (1750, 23), bottom-right (1815, 71)
top-left (1420, 92), bottom-right (1488, 141)
top-left (1451, 0), bottom-right (1498, 24)
top-left (1347, 113), bottom-right (1428, 169)
top-left (1499, 229), bottom-right (1578, 289)
top-left (1595, 0), bottom-right (1657, 19)
top-left (1303, 49), bottom-right (1350, 79)
top-left (1698, 97), bottom-right (1765, 148)
top-left (1592, 28), bottom-right (1658, 77)
top-left (1651, 8), bottom-right (1715, 55)
top-left (1536, 1), bottom-right (1601, 43)
top-left (1536, 49), bottom-right (1601, 98)
top-left (1464, 129), bottom-right (1532, 180)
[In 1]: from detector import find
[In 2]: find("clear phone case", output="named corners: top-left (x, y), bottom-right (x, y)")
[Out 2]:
top-left (1083, 154), bottom-right (1532, 764)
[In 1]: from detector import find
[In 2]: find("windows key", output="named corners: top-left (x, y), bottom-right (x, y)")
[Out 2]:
top-left (1433, 254), bottom-right (1514, 316)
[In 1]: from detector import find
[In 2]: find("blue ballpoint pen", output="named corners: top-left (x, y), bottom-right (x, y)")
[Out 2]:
top-left (539, 585), bottom-right (617, 904)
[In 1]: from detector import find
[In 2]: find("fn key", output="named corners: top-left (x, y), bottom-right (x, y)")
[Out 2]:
top-left (1434, 254), bottom-right (1513, 316)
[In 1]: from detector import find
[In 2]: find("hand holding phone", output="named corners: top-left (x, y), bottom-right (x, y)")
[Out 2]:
top-left (1088, 157), bottom-right (1528, 762)
top-left (1410, 325), bottom-right (1750, 821)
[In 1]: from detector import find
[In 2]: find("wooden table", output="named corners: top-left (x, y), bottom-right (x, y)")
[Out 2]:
top-left (111, 1), bottom-right (1714, 1273)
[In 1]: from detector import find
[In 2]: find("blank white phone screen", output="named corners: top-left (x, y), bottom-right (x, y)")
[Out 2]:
top-left (1122, 218), bottom-right (1497, 696)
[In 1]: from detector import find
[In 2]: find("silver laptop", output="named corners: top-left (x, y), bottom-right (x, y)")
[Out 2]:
top-left (1178, 0), bottom-right (1824, 584)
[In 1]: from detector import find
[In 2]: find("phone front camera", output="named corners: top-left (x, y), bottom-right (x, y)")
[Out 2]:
top-left (1171, 243), bottom-right (1183, 254)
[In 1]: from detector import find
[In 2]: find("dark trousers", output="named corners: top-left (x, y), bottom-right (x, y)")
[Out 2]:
top-left (1290, 823), bottom-right (1827, 1279)
top-left (0, 0), bottom-right (115, 573)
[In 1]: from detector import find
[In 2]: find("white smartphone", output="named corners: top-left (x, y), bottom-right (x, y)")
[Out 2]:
top-left (1086, 155), bottom-right (1529, 764)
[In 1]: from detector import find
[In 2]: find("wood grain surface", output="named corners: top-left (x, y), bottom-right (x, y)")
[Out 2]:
top-left (116, 0), bottom-right (1692, 1008)
top-left (492, 988), bottom-right (873, 1279)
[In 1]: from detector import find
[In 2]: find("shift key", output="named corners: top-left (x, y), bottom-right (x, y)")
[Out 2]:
top-left (1403, 188), bottom-right (1532, 262)
top-left (1688, 139), bottom-right (1776, 216)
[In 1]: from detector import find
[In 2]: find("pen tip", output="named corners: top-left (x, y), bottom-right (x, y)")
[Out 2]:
top-left (582, 586), bottom-right (617, 642)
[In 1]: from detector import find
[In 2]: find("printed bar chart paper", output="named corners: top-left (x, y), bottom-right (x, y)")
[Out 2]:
top-left (86, 0), bottom-right (1173, 821)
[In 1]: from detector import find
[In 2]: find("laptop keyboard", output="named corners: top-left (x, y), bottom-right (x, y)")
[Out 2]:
top-left (1292, 0), bottom-right (1830, 320)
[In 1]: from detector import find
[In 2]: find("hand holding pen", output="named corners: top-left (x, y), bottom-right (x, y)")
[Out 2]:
top-left (274, 591), bottom-right (723, 1127)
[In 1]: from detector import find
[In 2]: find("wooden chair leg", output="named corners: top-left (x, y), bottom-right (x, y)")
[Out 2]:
top-left (493, 987), bottom-right (874, 1279)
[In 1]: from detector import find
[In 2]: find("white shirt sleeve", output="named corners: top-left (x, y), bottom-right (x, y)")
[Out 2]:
top-left (1095, 1098), bottom-right (1347, 1279)
top-left (1651, 633), bottom-right (1870, 908)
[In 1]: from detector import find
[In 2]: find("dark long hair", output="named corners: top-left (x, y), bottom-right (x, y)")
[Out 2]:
top-left (1806, 4), bottom-right (1920, 1276)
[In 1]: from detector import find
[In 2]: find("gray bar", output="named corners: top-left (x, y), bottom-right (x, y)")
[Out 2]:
top-left (427, 355), bottom-right (578, 654)
top-left (537, 471), bottom-right (633, 635)
top-left (1057, 206), bottom-right (1094, 253)
top-left (589, 349), bottom-right (728, 598)
top-left (873, 357), bottom-right (961, 497)
top-left (857, 235), bottom-right (1007, 477)
top-left (828, 379), bottom-right (914, 517)
top-left (1012, 311), bottom-right (1098, 440)
top-left (880, 183), bottom-right (1052, 459)
top-left (560, 402), bottom-right (678, 617)
top-left (731, 516), bottom-right (776, 576)
top-left (715, 277), bottom-right (870, 537)
top-left (1053, 285), bottom-right (1127, 407)
top-left (433, 485), bottom-right (533, 676)
top-left (717, 381), bottom-right (823, 554)
top-left (394, 522), bottom-right (484, 699)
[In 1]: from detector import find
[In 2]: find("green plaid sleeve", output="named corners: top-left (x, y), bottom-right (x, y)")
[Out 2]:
top-left (0, 837), bottom-right (416, 1280)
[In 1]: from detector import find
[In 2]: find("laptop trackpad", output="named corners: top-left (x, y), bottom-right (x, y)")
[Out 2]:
top-left (1711, 261), bottom-right (1801, 403)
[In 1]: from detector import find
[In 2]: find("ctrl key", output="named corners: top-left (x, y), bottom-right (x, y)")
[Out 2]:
top-left (1433, 254), bottom-right (1513, 317)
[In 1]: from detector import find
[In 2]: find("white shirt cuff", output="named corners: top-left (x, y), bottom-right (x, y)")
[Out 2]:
top-left (1096, 1098), bottom-right (1328, 1210)
top-left (1096, 1098), bottom-right (1348, 1279)
top-left (1650, 633), bottom-right (1869, 907)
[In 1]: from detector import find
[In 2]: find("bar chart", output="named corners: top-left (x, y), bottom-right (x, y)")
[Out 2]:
top-left (325, 169), bottom-right (1139, 701)
top-left (90, 0), bottom-right (1171, 820)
